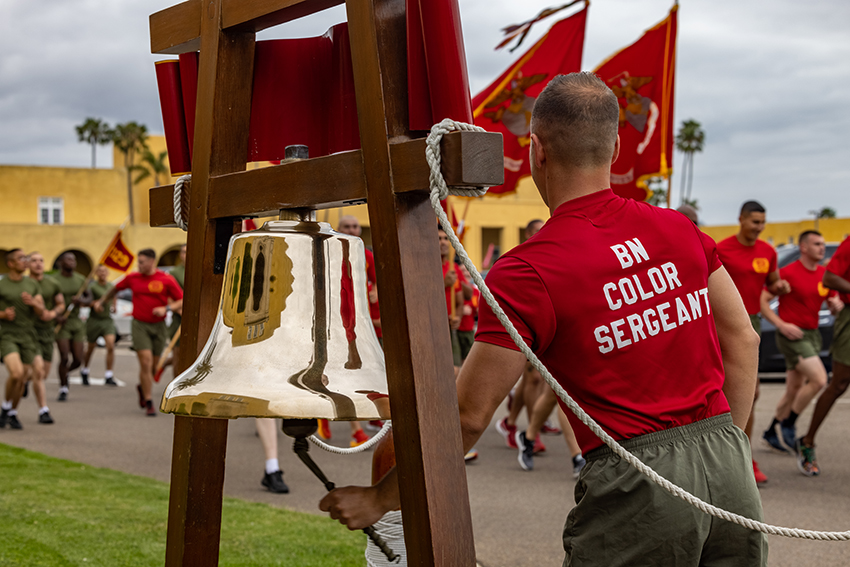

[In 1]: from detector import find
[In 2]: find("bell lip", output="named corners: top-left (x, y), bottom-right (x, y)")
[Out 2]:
top-left (160, 393), bottom-right (391, 421)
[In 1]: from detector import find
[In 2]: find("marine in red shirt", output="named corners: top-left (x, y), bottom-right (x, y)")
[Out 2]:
top-left (715, 200), bottom-right (789, 486)
top-left (800, 236), bottom-right (850, 470)
top-left (93, 249), bottom-right (183, 415)
top-left (760, 231), bottom-right (843, 475)
top-left (320, 73), bottom-right (767, 565)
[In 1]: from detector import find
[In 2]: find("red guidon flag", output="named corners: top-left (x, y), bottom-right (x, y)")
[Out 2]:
top-left (100, 231), bottom-right (135, 273)
top-left (472, 4), bottom-right (588, 195)
top-left (594, 5), bottom-right (677, 201)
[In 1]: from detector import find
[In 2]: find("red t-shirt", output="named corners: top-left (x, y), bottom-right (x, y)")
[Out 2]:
top-left (826, 237), bottom-right (850, 304)
top-left (777, 260), bottom-right (835, 329)
top-left (715, 236), bottom-right (777, 315)
top-left (365, 249), bottom-right (382, 338)
top-left (459, 288), bottom-right (479, 332)
top-left (443, 260), bottom-right (467, 319)
top-left (115, 271), bottom-right (183, 324)
top-left (476, 189), bottom-right (730, 453)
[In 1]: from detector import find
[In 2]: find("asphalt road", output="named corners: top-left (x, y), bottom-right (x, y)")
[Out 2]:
top-left (2, 343), bottom-right (850, 566)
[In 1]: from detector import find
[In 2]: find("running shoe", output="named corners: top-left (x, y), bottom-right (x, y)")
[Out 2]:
top-left (7, 414), bottom-right (22, 430)
top-left (365, 420), bottom-right (384, 432)
top-left (137, 385), bottom-right (145, 408)
top-left (495, 416), bottom-right (517, 449)
top-left (762, 424), bottom-right (789, 454)
top-left (0, 408), bottom-right (7, 428)
top-left (572, 454), bottom-right (586, 479)
top-left (752, 460), bottom-right (768, 486)
top-left (515, 431), bottom-right (535, 471)
top-left (262, 470), bottom-right (290, 493)
top-left (351, 429), bottom-right (369, 447)
top-left (317, 419), bottom-right (332, 440)
top-left (541, 420), bottom-right (562, 435)
top-left (780, 424), bottom-right (797, 453)
top-left (146, 401), bottom-right (157, 417)
top-left (81, 369), bottom-right (90, 386)
top-left (796, 439), bottom-right (820, 477)
top-left (533, 434), bottom-right (546, 454)
top-left (464, 448), bottom-right (479, 462)
top-left (38, 411), bottom-right (54, 425)
top-left (104, 377), bottom-right (118, 387)
top-left (57, 389), bottom-right (68, 402)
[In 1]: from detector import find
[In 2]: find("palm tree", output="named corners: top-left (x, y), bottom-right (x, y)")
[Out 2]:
top-left (675, 119), bottom-right (705, 206)
top-left (133, 149), bottom-right (169, 187)
top-left (75, 118), bottom-right (112, 168)
top-left (112, 122), bottom-right (149, 224)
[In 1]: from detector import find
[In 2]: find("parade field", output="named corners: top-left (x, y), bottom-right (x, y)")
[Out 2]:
top-left (0, 444), bottom-right (363, 567)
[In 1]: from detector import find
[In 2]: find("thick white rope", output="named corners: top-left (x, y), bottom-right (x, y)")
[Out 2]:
top-left (173, 174), bottom-right (191, 231)
top-left (426, 118), bottom-right (850, 541)
top-left (308, 420), bottom-right (392, 455)
top-left (365, 511), bottom-right (406, 567)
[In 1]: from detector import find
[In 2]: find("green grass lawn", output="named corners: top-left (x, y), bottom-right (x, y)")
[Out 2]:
top-left (0, 443), bottom-right (366, 566)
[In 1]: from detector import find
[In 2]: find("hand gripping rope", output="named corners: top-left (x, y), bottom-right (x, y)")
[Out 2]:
top-left (425, 118), bottom-right (850, 542)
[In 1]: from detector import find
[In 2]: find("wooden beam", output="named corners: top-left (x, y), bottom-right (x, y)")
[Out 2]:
top-left (150, 0), bottom-right (344, 54)
top-left (149, 131), bottom-right (503, 227)
top-left (346, 0), bottom-right (476, 564)
top-left (164, 0), bottom-right (255, 563)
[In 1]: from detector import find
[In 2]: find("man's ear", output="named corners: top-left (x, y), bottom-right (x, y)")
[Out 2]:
top-left (531, 133), bottom-right (546, 169)
top-left (611, 134), bottom-right (621, 165)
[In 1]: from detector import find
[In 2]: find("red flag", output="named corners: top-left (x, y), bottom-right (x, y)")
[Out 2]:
top-left (594, 5), bottom-right (677, 202)
top-left (472, 6), bottom-right (587, 196)
top-left (100, 231), bottom-right (135, 273)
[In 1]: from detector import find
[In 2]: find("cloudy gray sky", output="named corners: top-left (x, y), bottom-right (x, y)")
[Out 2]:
top-left (1, 0), bottom-right (848, 224)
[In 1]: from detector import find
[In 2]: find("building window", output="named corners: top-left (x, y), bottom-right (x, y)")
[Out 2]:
top-left (38, 197), bottom-right (63, 225)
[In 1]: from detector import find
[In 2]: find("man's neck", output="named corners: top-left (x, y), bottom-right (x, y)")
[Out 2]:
top-left (543, 166), bottom-right (612, 214)
top-left (7, 270), bottom-right (24, 282)
top-left (32, 273), bottom-right (44, 282)
top-left (61, 269), bottom-right (73, 277)
top-left (735, 232), bottom-right (756, 247)
top-left (800, 255), bottom-right (819, 271)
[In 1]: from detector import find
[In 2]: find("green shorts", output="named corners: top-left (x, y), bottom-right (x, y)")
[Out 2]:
top-left (87, 317), bottom-right (117, 343)
top-left (457, 330), bottom-right (474, 362)
top-left (57, 317), bottom-right (86, 343)
top-left (748, 314), bottom-right (762, 337)
top-left (132, 319), bottom-right (167, 356)
top-left (563, 414), bottom-right (767, 567)
top-left (0, 330), bottom-right (39, 365)
top-left (776, 328), bottom-right (822, 370)
top-left (831, 307), bottom-right (850, 367)
top-left (34, 326), bottom-right (55, 362)
top-left (168, 313), bottom-right (181, 347)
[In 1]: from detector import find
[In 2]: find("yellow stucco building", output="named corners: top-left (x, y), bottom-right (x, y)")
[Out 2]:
top-left (2, 135), bottom-right (848, 279)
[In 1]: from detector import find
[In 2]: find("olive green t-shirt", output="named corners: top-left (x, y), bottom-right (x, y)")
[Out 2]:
top-left (170, 265), bottom-right (185, 289)
top-left (88, 281), bottom-right (114, 320)
top-left (0, 276), bottom-right (41, 334)
top-left (34, 275), bottom-right (62, 330)
top-left (55, 272), bottom-right (86, 321)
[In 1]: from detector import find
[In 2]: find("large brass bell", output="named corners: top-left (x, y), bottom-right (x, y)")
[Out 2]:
top-left (161, 216), bottom-right (391, 421)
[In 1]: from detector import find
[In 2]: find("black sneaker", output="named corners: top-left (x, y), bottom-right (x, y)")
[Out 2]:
top-left (81, 370), bottom-right (90, 386)
top-left (104, 377), bottom-right (118, 387)
top-left (0, 408), bottom-right (8, 428)
top-left (146, 400), bottom-right (157, 417)
top-left (780, 423), bottom-right (797, 453)
top-left (515, 430), bottom-right (535, 471)
top-left (57, 389), bottom-right (68, 402)
top-left (261, 470), bottom-right (290, 494)
top-left (7, 414), bottom-right (22, 430)
top-left (572, 454), bottom-right (587, 479)
top-left (39, 411), bottom-right (54, 424)
top-left (762, 424), bottom-right (788, 454)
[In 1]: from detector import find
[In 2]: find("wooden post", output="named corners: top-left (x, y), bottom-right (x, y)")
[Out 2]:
top-left (148, 1), bottom-right (502, 564)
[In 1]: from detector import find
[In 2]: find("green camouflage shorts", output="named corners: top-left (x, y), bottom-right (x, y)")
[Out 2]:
top-left (132, 319), bottom-right (167, 356)
top-left (86, 317), bottom-right (117, 343)
top-left (57, 317), bottom-right (85, 343)
top-left (0, 330), bottom-right (39, 365)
